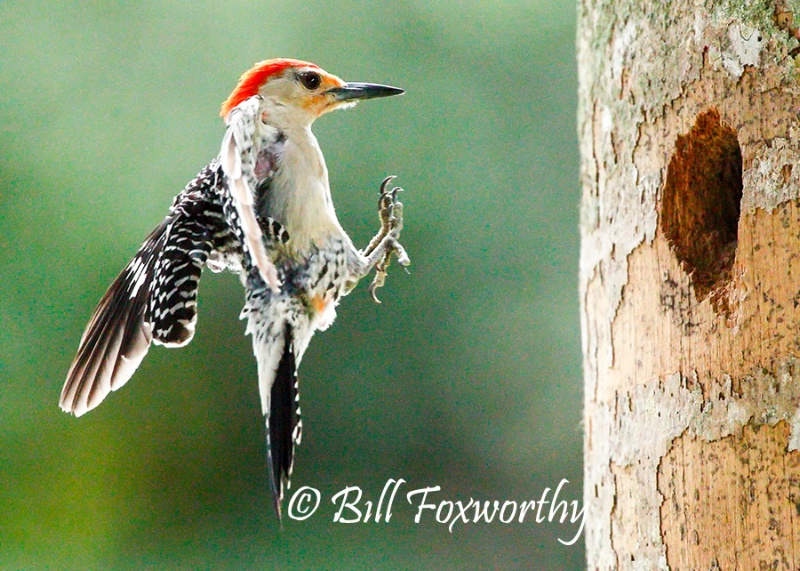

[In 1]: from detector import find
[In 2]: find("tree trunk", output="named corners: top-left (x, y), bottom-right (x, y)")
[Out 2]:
top-left (578, 1), bottom-right (800, 569)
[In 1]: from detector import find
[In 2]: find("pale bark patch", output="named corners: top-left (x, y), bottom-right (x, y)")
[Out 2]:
top-left (659, 423), bottom-right (800, 569)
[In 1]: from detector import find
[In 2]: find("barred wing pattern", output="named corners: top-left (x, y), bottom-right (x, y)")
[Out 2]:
top-left (61, 135), bottom-right (298, 519)
top-left (60, 161), bottom-right (237, 416)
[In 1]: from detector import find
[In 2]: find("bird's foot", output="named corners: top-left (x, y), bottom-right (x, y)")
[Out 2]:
top-left (367, 176), bottom-right (410, 303)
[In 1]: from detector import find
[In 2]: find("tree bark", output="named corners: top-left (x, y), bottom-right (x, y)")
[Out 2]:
top-left (578, 1), bottom-right (800, 569)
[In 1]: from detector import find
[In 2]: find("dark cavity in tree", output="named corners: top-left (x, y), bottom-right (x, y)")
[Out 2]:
top-left (660, 109), bottom-right (742, 309)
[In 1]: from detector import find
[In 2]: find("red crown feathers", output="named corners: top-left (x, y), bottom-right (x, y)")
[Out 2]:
top-left (220, 58), bottom-right (320, 118)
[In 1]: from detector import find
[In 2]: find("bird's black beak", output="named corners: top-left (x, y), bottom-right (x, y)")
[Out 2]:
top-left (327, 82), bottom-right (405, 102)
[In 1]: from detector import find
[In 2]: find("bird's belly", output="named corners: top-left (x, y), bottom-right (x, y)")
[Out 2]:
top-left (281, 234), bottom-right (349, 331)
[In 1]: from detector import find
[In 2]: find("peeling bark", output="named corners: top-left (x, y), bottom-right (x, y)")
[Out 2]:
top-left (579, 0), bottom-right (800, 569)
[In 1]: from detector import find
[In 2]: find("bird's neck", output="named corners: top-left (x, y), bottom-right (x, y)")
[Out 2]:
top-left (261, 125), bottom-right (345, 253)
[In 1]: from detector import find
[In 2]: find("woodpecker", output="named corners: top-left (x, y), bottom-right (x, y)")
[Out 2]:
top-left (60, 58), bottom-right (408, 518)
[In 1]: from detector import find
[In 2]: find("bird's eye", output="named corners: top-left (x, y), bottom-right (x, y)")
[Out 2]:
top-left (298, 71), bottom-right (321, 90)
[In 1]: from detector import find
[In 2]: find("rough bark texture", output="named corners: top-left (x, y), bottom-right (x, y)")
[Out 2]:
top-left (579, 1), bottom-right (800, 569)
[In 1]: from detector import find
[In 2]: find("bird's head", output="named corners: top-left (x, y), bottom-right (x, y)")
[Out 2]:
top-left (220, 58), bottom-right (403, 130)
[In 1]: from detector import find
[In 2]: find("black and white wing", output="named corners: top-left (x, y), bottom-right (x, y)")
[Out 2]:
top-left (60, 162), bottom-right (237, 416)
top-left (220, 95), bottom-right (280, 293)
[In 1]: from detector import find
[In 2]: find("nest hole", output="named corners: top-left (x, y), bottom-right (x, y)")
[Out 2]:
top-left (660, 109), bottom-right (742, 306)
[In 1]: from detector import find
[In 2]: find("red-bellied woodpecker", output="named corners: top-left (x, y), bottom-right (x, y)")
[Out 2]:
top-left (59, 58), bottom-right (408, 518)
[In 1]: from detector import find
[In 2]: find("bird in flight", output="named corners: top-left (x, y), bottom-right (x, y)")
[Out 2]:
top-left (60, 58), bottom-right (408, 518)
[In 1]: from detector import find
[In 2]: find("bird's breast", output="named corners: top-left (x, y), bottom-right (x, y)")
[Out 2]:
top-left (255, 131), bottom-right (345, 254)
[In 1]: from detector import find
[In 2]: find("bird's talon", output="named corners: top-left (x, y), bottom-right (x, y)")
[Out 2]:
top-left (364, 176), bottom-right (407, 297)
top-left (379, 175), bottom-right (396, 196)
top-left (394, 243), bottom-right (411, 267)
top-left (369, 271), bottom-right (387, 303)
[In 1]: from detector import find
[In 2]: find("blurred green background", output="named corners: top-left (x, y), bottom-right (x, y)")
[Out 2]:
top-left (0, 1), bottom-right (580, 569)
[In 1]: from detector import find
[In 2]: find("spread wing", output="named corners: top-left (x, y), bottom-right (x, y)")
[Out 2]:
top-left (60, 162), bottom-right (237, 416)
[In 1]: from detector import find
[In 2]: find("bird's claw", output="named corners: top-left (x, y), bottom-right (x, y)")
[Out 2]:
top-left (368, 267), bottom-right (387, 303)
top-left (368, 176), bottom-right (409, 303)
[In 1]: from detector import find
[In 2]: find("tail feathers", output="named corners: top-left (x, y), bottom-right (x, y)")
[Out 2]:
top-left (257, 323), bottom-right (302, 520)
top-left (60, 225), bottom-right (164, 416)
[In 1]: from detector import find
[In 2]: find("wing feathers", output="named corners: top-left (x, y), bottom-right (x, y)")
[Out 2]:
top-left (60, 225), bottom-right (163, 416)
top-left (221, 96), bottom-right (280, 293)
top-left (62, 159), bottom-right (236, 417)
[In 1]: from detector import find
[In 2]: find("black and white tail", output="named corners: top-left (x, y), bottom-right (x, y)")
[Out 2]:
top-left (267, 324), bottom-right (302, 519)
top-left (244, 293), bottom-right (304, 520)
